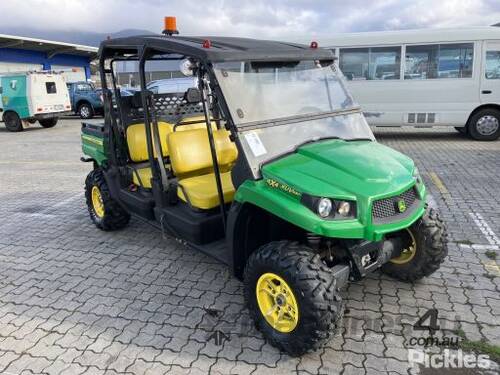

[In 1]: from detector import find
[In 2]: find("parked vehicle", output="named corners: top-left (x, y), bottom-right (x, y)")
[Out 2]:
top-left (67, 81), bottom-right (103, 119)
top-left (325, 27), bottom-right (500, 140)
top-left (81, 30), bottom-right (447, 356)
top-left (0, 71), bottom-right (71, 132)
top-left (146, 77), bottom-right (197, 94)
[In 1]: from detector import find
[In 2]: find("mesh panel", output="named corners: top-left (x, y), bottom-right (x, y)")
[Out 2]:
top-left (151, 93), bottom-right (203, 120)
top-left (372, 187), bottom-right (417, 223)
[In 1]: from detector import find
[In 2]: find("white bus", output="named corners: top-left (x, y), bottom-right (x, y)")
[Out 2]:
top-left (323, 27), bottom-right (500, 140)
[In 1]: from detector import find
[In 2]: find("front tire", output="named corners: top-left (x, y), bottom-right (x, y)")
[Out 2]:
top-left (244, 241), bottom-right (342, 356)
top-left (39, 118), bottom-right (58, 128)
top-left (381, 207), bottom-right (448, 282)
top-left (85, 169), bottom-right (130, 230)
top-left (467, 108), bottom-right (500, 141)
top-left (78, 103), bottom-right (94, 119)
top-left (4, 112), bottom-right (23, 132)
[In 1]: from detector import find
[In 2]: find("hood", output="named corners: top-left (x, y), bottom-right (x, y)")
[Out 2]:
top-left (262, 140), bottom-right (415, 200)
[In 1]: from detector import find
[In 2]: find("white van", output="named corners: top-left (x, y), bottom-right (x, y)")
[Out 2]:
top-left (0, 71), bottom-right (71, 132)
top-left (323, 27), bottom-right (500, 140)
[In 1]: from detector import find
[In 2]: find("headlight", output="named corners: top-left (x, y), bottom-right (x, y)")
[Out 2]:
top-left (317, 198), bottom-right (332, 218)
top-left (301, 194), bottom-right (356, 220)
top-left (413, 167), bottom-right (422, 184)
top-left (336, 201), bottom-right (351, 217)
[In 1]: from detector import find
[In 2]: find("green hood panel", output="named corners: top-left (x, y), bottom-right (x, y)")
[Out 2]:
top-left (235, 139), bottom-right (425, 241)
top-left (262, 140), bottom-right (415, 200)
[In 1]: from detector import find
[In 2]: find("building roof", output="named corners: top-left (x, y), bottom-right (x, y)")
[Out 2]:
top-left (317, 26), bottom-right (500, 47)
top-left (100, 35), bottom-right (334, 62)
top-left (0, 33), bottom-right (98, 58)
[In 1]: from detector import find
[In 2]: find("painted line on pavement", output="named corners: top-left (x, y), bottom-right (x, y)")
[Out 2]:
top-left (469, 212), bottom-right (500, 246)
top-left (429, 172), bottom-right (450, 196)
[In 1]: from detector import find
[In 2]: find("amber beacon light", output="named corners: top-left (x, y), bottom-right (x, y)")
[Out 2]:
top-left (163, 16), bottom-right (179, 35)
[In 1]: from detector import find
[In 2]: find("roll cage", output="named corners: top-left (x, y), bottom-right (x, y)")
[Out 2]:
top-left (98, 35), bottom-right (335, 226)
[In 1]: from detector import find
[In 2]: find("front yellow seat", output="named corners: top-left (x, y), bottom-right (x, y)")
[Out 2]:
top-left (167, 128), bottom-right (238, 210)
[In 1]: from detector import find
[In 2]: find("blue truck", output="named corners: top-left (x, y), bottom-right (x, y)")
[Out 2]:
top-left (66, 81), bottom-right (103, 119)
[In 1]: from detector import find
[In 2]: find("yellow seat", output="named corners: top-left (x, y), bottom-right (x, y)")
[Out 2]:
top-left (131, 164), bottom-right (171, 188)
top-left (126, 121), bottom-right (174, 162)
top-left (167, 128), bottom-right (238, 209)
top-left (178, 172), bottom-right (235, 209)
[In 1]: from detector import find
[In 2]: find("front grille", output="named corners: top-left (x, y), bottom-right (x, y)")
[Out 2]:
top-left (372, 187), bottom-right (418, 223)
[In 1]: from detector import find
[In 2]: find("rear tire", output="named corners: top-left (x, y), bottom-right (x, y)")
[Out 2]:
top-left (39, 118), bottom-right (58, 128)
top-left (85, 169), bottom-right (130, 231)
top-left (78, 103), bottom-right (94, 119)
top-left (467, 108), bottom-right (500, 141)
top-left (381, 207), bottom-right (448, 282)
top-left (243, 241), bottom-right (342, 356)
top-left (3, 112), bottom-right (23, 132)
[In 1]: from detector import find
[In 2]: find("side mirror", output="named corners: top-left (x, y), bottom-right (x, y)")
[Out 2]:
top-left (185, 87), bottom-right (201, 103)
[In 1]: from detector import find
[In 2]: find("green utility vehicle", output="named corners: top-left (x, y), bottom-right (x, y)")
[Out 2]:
top-left (81, 30), bottom-right (447, 355)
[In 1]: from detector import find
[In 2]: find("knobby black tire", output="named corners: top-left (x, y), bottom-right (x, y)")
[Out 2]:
top-left (85, 169), bottom-right (130, 231)
top-left (243, 241), bottom-right (342, 356)
top-left (381, 207), bottom-right (448, 282)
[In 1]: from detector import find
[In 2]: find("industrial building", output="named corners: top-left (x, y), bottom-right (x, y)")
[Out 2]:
top-left (0, 34), bottom-right (97, 82)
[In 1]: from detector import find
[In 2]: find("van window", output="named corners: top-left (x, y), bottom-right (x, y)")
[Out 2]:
top-left (339, 47), bottom-right (401, 80)
top-left (46, 82), bottom-right (57, 94)
top-left (486, 51), bottom-right (500, 79)
top-left (405, 43), bottom-right (473, 79)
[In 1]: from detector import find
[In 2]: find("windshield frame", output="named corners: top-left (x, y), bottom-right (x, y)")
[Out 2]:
top-left (213, 59), bottom-right (359, 130)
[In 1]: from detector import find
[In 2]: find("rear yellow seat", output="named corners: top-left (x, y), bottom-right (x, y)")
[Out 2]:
top-left (167, 128), bottom-right (238, 210)
top-left (127, 121), bottom-right (173, 162)
top-left (126, 117), bottom-right (219, 189)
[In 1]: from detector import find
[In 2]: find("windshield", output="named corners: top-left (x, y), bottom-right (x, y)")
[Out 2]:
top-left (238, 113), bottom-right (374, 177)
top-left (214, 60), bottom-right (357, 125)
top-left (213, 60), bottom-right (373, 177)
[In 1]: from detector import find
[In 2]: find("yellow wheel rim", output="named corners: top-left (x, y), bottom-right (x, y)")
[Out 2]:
top-left (256, 273), bottom-right (299, 333)
top-left (91, 186), bottom-right (105, 218)
top-left (390, 229), bottom-right (417, 265)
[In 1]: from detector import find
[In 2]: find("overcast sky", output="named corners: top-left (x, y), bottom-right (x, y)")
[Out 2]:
top-left (1, 0), bottom-right (499, 38)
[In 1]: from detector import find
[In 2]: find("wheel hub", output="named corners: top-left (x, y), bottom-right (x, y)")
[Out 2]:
top-left (390, 229), bottom-right (417, 265)
top-left (256, 273), bottom-right (299, 333)
top-left (91, 186), bottom-right (105, 218)
top-left (81, 106), bottom-right (90, 117)
top-left (476, 115), bottom-right (499, 136)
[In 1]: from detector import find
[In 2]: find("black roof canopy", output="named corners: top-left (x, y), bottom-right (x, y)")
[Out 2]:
top-left (99, 35), bottom-right (334, 62)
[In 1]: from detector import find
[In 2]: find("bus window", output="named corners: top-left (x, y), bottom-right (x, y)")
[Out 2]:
top-left (405, 43), bottom-right (473, 79)
top-left (486, 51), bottom-right (500, 79)
top-left (369, 47), bottom-right (401, 80)
top-left (339, 47), bottom-right (401, 81)
top-left (405, 45), bottom-right (439, 79)
top-left (339, 48), bottom-right (369, 80)
top-left (438, 44), bottom-right (473, 78)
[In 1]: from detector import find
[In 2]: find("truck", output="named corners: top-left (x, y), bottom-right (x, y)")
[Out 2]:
top-left (66, 81), bottom-right (103, 119)
top-left (0, 71), bottom-right (71, 132)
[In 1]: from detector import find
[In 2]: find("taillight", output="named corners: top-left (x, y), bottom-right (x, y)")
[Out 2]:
top-left (37, 108), bottom-right (43, 112)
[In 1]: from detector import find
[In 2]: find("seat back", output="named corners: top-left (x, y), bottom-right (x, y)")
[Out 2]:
top-left (167, 128), bottom-right (238, 178)
top-left (126, 121), bottom-right (174, 162)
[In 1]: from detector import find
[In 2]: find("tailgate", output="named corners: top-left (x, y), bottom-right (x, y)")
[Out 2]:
top-left (81, 122), bottom-right (108, 166)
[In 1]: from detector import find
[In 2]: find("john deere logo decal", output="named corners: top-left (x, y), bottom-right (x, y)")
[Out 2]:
top-left (397, 199), bottom-right (407, 213)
